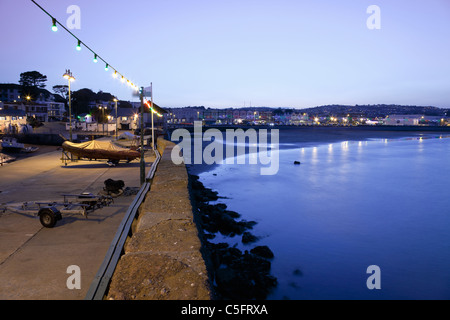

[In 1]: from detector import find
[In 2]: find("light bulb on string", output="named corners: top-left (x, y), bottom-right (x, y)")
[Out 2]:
top-left (51, 18), bottom-right (58, 32)
top-left (33, 1), bottom-right (144, 96)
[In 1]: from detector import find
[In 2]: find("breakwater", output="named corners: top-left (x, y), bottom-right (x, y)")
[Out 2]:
top-left (104, 136), bottom-right (277, 300)
top-left (106, 138), bottom-right (211, 300)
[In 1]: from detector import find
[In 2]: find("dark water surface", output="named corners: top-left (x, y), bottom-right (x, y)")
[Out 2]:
top-left (184, 127), bottom-right (450, 299)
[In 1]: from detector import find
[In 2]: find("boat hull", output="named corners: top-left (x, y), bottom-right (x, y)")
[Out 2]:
top-left (1, 146), bottom-right (23, 153)
top-left (62, 140), bottom-right (140, 162)
top-left (1, 137), bottom-right (25, 153)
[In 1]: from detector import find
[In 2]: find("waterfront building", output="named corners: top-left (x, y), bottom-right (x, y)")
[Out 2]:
top-left (117, 107), bottom-right (139, 130)
top-left (0, 83), bottom-right (65, 122)
top-left (165, 107), bottom-right (281, 125)
top-left (384, 115), bottom-right (421, 126)
top-left (418, 115), bottom-right (449, 126)
top-left (286, 112), bottom-right (310, 125)
top-left (0, 83), bottom-right (22, 102)
top-left (47, 100), bottom-right (66, 121)
top-left (0, 107), bottom-right (28, 134)
top-left (166, 107), bottom-right (204, 124)
top-left (0, 101), bottom-right (48, 123)
top-left (23, 102), bottom-right (49, 123)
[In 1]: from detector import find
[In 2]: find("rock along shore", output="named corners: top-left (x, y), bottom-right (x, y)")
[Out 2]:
top-left (188, 174), bottom-right (277, 300)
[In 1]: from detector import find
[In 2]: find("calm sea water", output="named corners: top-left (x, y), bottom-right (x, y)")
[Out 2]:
top-left (194, 131), bottom-right (450, 300)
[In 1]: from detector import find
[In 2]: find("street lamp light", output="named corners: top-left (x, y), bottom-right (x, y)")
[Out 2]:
top-left (24, 96), bottom-right (31, 117)
top-left (63, 69), bottom-right (75, 141)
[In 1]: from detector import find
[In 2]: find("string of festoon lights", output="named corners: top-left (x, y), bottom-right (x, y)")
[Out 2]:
top-left (31, 0), bottom-right (141, 93)
top-left (144, 98), bottom-right (163, 117)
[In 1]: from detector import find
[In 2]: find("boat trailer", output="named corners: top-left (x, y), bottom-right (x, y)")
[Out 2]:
top-left (4, 193), bottom-right (113, 228)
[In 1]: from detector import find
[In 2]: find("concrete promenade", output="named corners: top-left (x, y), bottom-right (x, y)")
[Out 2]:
top-left (0, 146), bottom-right (154, 299)
top-left (106, 138), bottom-right (211, 300)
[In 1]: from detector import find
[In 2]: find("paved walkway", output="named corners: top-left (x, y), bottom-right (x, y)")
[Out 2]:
top-left (0, 148), bottom-right (154, 300)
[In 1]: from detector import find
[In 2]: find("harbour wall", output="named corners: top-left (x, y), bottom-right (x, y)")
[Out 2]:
top-left (106, 137), bottom-right (211, 300)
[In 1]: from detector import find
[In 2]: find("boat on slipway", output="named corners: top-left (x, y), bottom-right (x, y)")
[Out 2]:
top-left (0, 137), bottom-right (39, 153)
top-left (61, 139), bottom-right (141, 166)
top-left (0, 152), bottom-right (16, 165)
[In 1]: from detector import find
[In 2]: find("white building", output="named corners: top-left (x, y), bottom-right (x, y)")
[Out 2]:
top-left (0, 106), bottom-right (28, 134)
top-left (0, 83), bottom-right (66, 122)
top-left (46, 100), bottom-right (66, 121)
top-left (166, 107), bottom-right (203, 124)
top-left (117, 108), bottom-right (139, 130)
top-left (384, 115), bottom-right (421, 126)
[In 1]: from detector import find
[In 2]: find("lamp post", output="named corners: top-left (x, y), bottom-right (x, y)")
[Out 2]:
top-left (99, 106), bottom-right (105, 135)
top-left (150, 82), bottom-right (155, 150)
top-left (63, 69), bottom-right (75, 141)
top-left (113, 98), bottom-right (118, 139)
top-left (25, 95), bottom-right (31, 116)
top-left (139, 87), bottom-right (145, 185)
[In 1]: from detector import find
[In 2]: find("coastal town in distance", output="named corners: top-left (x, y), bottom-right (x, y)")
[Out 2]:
top-left (1, 80), bottom-right (449, 136)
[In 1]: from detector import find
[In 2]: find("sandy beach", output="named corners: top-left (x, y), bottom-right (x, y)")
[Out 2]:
top-left (184, 125), bottom-right (450, 175)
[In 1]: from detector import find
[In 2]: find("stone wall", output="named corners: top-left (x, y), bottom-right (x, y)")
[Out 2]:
top-left (106, 138), bottom-right (211, 300)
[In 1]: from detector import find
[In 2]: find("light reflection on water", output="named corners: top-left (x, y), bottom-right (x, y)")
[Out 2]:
top-left (198, 135), bottom-right (450, 300)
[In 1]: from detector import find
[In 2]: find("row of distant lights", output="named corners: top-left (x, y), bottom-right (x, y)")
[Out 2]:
top-left (51, 18), bottom-right (140, 92)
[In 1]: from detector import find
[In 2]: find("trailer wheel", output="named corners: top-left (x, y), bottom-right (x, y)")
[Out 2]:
top-left (107, 159), bottom-right (119, 167)
top-left (39, 207), bottom-right (59, 228)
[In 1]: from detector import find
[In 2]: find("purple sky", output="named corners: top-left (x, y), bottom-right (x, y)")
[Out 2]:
top-left (1, 0), bottom-right (450, 109)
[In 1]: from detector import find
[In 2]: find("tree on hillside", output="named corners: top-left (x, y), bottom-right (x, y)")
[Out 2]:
top-left (52, 85), bottom-right (69, 100)
top-left (19, 71), bottom-right (47, 88)
top-left (72, 88), bottom-right (96, 115)
top-left (91, 106), bottom-right (110, 124)
top-left (272, 108), bottom-right (282, 115)
top-left (119, 100), bottom-right (133, 108)
top-left (95, 90), bottom-right (115, 102)
top-left (19, 71), bottom-right (48, 100)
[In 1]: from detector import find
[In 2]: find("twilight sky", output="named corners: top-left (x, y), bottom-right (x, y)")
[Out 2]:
top-left (1, 0), bottom-right (449, 109)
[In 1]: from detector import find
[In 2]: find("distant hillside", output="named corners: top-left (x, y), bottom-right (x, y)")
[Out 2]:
top-left (297, 104), bottom-right (448, 117)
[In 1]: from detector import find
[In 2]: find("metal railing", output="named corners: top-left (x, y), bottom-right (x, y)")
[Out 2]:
top-left (85, 149), bottom-right (161, 300)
